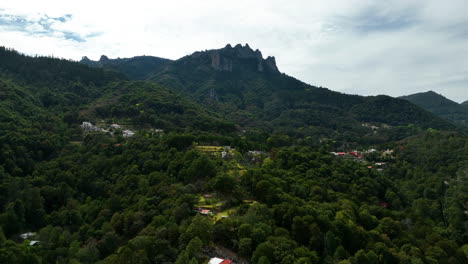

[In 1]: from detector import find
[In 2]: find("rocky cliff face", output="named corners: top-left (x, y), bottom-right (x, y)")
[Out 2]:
top-left (205, 44), bottom-right (280, 74)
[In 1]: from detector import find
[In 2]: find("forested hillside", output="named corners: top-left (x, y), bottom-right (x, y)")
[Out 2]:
top-left (0, 46), bottom-right (467, 264)
top-left (83, 44), bottom-right (456, 144)
top-left (400, 91), bottom-right (468, 127)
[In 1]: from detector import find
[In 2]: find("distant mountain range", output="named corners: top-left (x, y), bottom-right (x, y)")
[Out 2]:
top-left (400, 91), bottom-right (468, 127)
top-left (79, 44), bottom-right (455, 143)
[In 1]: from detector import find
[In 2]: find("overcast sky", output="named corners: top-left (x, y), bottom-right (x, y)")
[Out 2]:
top-left (1, 0), bottom-right (467, 102)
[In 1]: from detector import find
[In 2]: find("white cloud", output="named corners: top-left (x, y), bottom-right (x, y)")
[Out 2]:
top-left (0, 0), bottom-right (467, 102)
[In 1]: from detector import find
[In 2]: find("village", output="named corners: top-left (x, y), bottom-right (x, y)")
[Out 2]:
top-left (330, 148), bottom-right (394, 172)
top-left (80, 121), bottom-right (165, 138)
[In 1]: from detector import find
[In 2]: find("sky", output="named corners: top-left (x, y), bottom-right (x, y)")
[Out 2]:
top-left (1, 0), bottom-right (467, 102)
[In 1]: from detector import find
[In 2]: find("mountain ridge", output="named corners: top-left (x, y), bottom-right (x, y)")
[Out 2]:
top-left (399, 91), bottom-right (468, 127)
top-left (77, 44), bottom-right (456, 143)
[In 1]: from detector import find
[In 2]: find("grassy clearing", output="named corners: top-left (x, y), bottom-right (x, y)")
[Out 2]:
top-left (195, 146), bottom-right (223, 152)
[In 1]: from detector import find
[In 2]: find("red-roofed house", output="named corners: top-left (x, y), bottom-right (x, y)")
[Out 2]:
top-left (209, 257), bottom-right (232, 264)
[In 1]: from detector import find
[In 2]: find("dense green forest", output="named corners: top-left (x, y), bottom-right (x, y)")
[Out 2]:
top-left (400, 91), bottom-right (468, 127)
top-left (0, 46), bottom-right (467, 264)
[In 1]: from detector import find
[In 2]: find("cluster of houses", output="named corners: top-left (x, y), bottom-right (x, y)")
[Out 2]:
top-left (331, 148), bottom-right (394, 158)
top-left (80, 122), bottom-right (136, 137)
top-left (331, 148), bottom-right (394, 172)
top-left (331, 151), bottom-right (363, 159)
top-left (19, 232), bottom-right (40, 246)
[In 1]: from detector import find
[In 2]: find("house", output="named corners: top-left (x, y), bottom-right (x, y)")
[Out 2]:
top-left (200, 209), bottom-right (212, 215)
top-left (248, 150), bottom-right (262, 155)
top-left (383, 149), bottom-right (394, 155)
top-left (223, 146), bottom-right (231, 151)
top-left (29, 241), bottom-right (40, 246)
top-left (110, 124), bottom-right (121, 129)
top-left (80, 122), bottom-right (97, 131)
top-left (20, 232), bottom-right (36, 239)
top-left (221, 151), bottom-right (227, 158)
top-left (336, 152), bottom-right (346, 156)
top-left (208, 257), bottom-right (232, 264)
top-left (123, 130), bottom-right (135, 137)
top-left (367, 166), bottom-right (373, 169)
top-left (195, 208), bottom-right (212, 215)
top-left (366, 148), bottom-right (377, 153)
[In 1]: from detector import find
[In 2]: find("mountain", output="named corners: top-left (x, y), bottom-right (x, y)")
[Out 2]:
top-left (80, 55), bottom-right (172, 80)
top-left (145, 44), bottom-right (455, 142)
top-left (400, 91), bottom-right (468, 127)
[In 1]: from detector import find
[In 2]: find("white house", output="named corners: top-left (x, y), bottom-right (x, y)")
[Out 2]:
top-left (20, 232), bottom-right (36, 239)
top-left (29, 240), bottom-right (40, 246)
top-left (123, 130), bottom-right (135, 137)
top-left (81, 122), bottom-right (97, 131)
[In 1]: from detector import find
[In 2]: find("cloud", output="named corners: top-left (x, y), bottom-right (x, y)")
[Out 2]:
top-left (0, 0), bottom-right (467, 102)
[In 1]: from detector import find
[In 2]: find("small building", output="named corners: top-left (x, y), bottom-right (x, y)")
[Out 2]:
top-left (29, 241), bottom-right (40, 246)
top-left (209, 257), bottom-right (232, 264)
top-left (123, 130), bottom-right (135, 137)
top-left (383, 149), bottom-right (394, 155)
top-left (336, 152), bottom-right (346, 156)
top-left (221, 151), bottom-right (227, 158)
top-left (366, 148), bottom-right (377, 153)
top-left (200, 209), bottom-right (212, 215)
top-left (20, 232), bottom-right (36, 239)
top-left (195, 208), bottom-right (212, 215)
top-left (223, 146), bottom-right (231, 151)
top-left (80, 122), bottom-right (97, 131)
top-left (248, 150), bottom-right (262, 155)
top-left (110, 124), bottom-right (121, 129)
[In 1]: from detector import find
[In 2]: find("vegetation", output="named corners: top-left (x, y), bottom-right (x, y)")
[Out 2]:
top-left (0, 46), bottom-right (466, 263)
top-left (400, 91), bottom-right (468, 127)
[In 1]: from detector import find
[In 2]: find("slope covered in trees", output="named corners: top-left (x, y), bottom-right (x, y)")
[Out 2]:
top-left (80, 55), bottom-right (172, 80)
top-left (400, 91), bottom-right (468, 127)
top-left (0, 46), bottom-right (467, 264)
top-left (83, 44), bottom-right (455, 143)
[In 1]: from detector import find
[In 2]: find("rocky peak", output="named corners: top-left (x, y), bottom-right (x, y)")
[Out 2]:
top-left (81, 56), bottom-right (91, 62)
top-left (208, 44), bottom-right (280, 74)
top-left (99, 55), bottom-right (110, 63)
